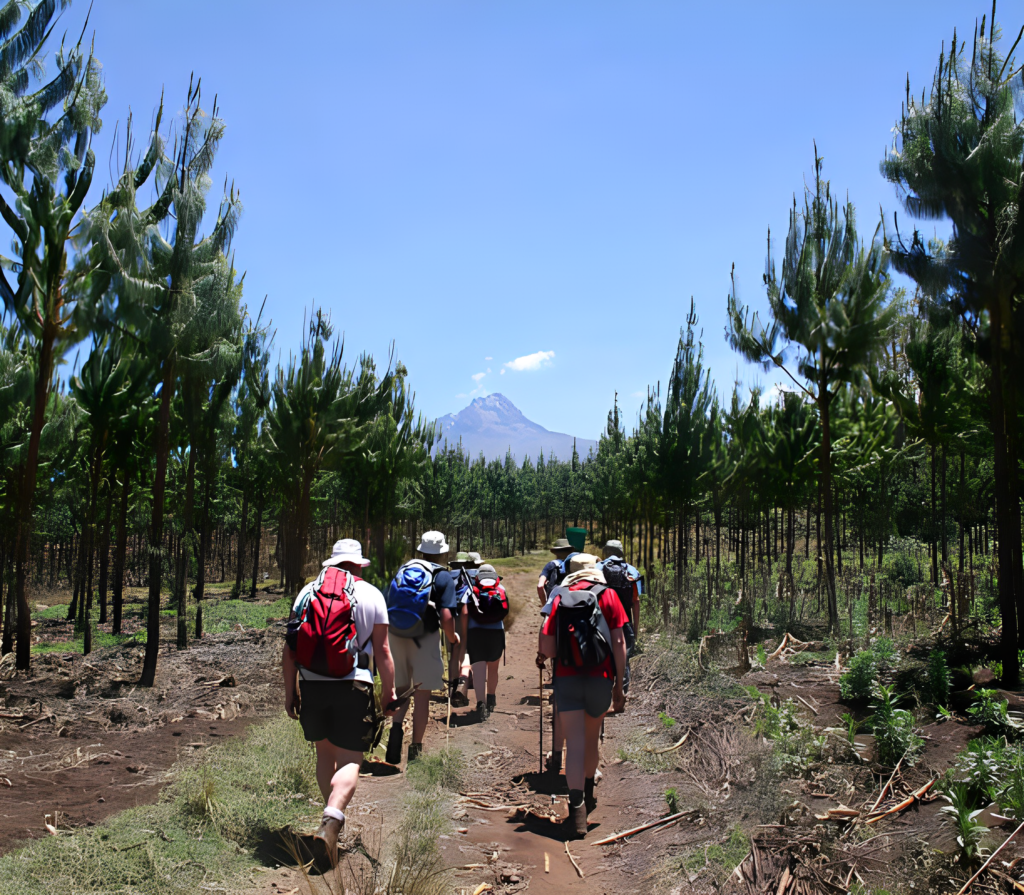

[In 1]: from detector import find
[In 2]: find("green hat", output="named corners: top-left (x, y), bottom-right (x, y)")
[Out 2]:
top-left (550, 538), bottom-right (574, 554)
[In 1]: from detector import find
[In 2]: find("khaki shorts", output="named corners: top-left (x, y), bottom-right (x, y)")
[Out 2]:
top-left (389, 630), bottom-right (445, 692)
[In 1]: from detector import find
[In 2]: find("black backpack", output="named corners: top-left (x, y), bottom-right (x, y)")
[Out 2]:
top-left (554, 585), bottom-right (613, 670)
top-left (545, 551), bottom-right (579, 596)
top-left (601, 557), bottom-right (635, 622)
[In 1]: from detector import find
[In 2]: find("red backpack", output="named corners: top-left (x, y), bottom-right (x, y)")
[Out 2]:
top-left (468, 578), bottom-right (510, 625)
top-left (292, 567), bottom-right (365, 677)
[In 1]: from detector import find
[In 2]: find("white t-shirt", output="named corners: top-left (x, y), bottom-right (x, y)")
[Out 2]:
top-left (291, 571), bottom-right (388, 684)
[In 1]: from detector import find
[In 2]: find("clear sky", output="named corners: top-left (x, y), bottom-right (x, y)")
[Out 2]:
top-left (79, 0), bottom-right (973, 440)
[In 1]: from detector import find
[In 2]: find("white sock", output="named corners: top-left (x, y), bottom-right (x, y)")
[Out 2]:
top-left (323, 806), bottom-right (345, 823)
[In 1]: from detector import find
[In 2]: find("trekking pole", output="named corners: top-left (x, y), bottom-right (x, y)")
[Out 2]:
top-left (538, 664), bottom-right (544, 775)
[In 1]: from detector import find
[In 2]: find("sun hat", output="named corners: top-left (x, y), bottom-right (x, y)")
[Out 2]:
top-left (477, 563), bottom-right (501, 585)
top-left (450, 551), bottom-right (471, 568)
top-left (323, 538), bottom-right (371, 568)
top-left (467, 552), bottom-right (483, 567)
top-left (416, 530), bottom-right (449, 555)
top-left (568, 553), bottom-right (599, 573)
top-left (603, 539), bottom-right (625, 558)
top-left (561, 567), bottom-right (606, 588)
top-left (550, 538), bottom-right (574, 554)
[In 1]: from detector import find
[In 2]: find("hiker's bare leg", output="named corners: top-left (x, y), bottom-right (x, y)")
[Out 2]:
top-left (561, 708), bottom-right (587, 790)
top-left (553, 705), bottom-right (564, 753)
top-left (472, 660), bottom-right (487, 704)
top-left (584, 713), bottom-right (605, 780)
top-left (412, 688), bottom-right (431, 743)
top-left (486, 659), bottom-right (500, 695)
top-left (314, 742), bottom-right (362, 811)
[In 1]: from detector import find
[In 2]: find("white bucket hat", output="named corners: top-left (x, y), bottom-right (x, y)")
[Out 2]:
top-left (323, 538), bottom-right (371, 568)
top-left (416, 530), bottom-right (449, 555)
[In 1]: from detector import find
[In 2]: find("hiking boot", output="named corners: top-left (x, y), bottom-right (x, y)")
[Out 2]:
top-left (584, 777), bottom-right (597, 815)
top-left (476, 700), bottom-right (490, 722)
top-left (450, 684), bottom-right (469, 708)
top-left (408, 742), bottom-right (423, 762)
top-left (486, 693), bottom-right (496, 711)
top-left (313, 815), bottom-right (343, 866)
top-left (565, 790), bottom-right (588, 838)
top-left (385, 725), bottom-right (404, 765)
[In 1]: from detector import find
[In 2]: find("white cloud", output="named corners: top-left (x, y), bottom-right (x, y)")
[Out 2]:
top-left (486, 367), bottom-right (491, 373)
top-left (500, 369), bottom-right (505, 375)
top-left (455, 393), bottom-right (467, 399)
top-left (503, 350), bottom-right (555, 372)
top-left (471, 372), bottom-right (486, 383)
top-left (484, 356), bottom-right (493, 361)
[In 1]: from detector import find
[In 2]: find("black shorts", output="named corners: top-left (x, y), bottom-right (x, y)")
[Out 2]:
top-left (298, 679), bottom-right (377, 752)
top-left (467, 627), bottom-right (505, 664)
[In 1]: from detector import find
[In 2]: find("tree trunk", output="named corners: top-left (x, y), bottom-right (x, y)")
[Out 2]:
top-left (98, 491), bottom-right (112, 626)
top-left (112, 475), bottom-right (130, 636)
top-left (175, 444), bottom-right (197, 649)
top-left (819, 379), bottom-right (839, 633)
top-left (141, 359), bottom-right (174, 687)
top-left (195, 472), bottom-right (212, 640)
top-left (234, 486), bottom-right (248, 597)
top-left (250, 500), bottom-right (263, 600)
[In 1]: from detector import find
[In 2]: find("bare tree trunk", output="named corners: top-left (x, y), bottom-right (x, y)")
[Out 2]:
top-left (112, 475), bottom-right (130, 636)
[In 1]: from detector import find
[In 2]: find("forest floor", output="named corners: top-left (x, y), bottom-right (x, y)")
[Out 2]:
top-left (2, 556), bottom-right (1023, 894)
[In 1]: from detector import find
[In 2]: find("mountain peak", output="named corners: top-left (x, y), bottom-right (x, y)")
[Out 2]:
top-left (436, 394), bottom-right (595, 463)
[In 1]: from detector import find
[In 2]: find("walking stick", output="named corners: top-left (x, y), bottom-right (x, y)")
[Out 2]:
top-left (538, 664), bottom-right (544, 775)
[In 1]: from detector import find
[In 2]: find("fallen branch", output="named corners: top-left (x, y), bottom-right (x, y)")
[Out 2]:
top-left (591, 811), bottom-right (692, 846)
top-left (869, 758), bottom-right (903, 814)
top-left (793, 694), bottom-right (819, 716)
top-left (954, 817), bottom-right (1024, 895)
top-left (865, 777), bottom-right (936, 824)
top-left (645, 731), bottom-right (690, 754)
top-left (767, 633), bottom-right (791, 661)
top-left (565, 842), bottom-right (584, 878)
top-left (18, 714), bottom-right (53, 730)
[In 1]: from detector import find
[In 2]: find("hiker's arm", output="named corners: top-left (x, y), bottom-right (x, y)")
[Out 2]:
top-left (372, 623), bottom-right (397, 716)
top-left (440, 607), bottom-right (460, 645)
top-left (538, 632), bottom-right (556, 660)
top-left (611, 628), bottom-right (627, 711)
top-left (537, 577), bottom-right (548, 605)
top-left (282, 632), bottom-right (299, 719)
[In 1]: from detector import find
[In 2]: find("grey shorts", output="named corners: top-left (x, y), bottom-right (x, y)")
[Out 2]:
top-left (552, 674), bottom-right (613, 718)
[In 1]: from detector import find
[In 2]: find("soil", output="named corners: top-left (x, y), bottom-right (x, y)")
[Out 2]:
top-left (5, 566), bottom-right (1024, 894)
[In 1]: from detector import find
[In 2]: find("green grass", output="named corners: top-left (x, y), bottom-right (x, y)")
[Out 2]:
top-left (31, 596), bottom-right (292, 654)
top-left (406, 746), bottom-right (464, 793)
top-left (680, 824), bottom-right (750, 884)
top-left (0, 715), bottom-right (320, 895)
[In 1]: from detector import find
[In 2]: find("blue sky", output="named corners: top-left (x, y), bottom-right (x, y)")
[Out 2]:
top-left (79, 0), bottom-right (972, 440)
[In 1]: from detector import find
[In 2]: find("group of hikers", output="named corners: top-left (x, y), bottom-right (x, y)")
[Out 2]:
top-left (281, 529), bottom-right (642, 862)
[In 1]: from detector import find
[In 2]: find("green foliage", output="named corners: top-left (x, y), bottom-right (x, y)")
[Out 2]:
top-left (755, 697), bottom-right (826, 776)
top-left (881, 551), bottom-right (921, 590)
top-left (870, 685), bottom-right (923, 767)
top-left (923, 649), bottom-right (952, 706)
top-left (968, 689), bottom-right (1024, 739)
top-left (680, 825), bottom-right (750, 885)
top-left (664, 787), bottom-right (680, 814)
top-left (939, 783), bottom-right (989, 865)
top-left (840, 651), bottom-right (877, 702)
top-left (659, 711), bottom-right (677, 729)
top-left (840, 712), bottom-right (859, 745)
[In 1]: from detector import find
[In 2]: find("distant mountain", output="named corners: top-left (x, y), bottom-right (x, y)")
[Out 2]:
top-left (435, 394), bottom-right (597, 463)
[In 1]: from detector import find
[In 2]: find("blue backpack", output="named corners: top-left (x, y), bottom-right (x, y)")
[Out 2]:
top-left (387, 560), bottom-right (441, 638)
top-left (544, 551), bottom-right (579, 596)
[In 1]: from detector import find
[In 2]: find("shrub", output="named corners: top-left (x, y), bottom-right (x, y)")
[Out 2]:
top-left (871, 685), bottom-right (923, 767)
top-left (968, 689), bottom-right (1024, 739)
top-left (924, 649), bottom-right (952, 706)
top-left (939, 782), bottom-right (989, 865)
top-left (840, 651), bottom-right (877, 702)
top-left (406, 746), bottom-right (464, 792)
top-left (882, 550), bottom-right (921, 590)
top-left (665, 787), bottom-right (680, 814)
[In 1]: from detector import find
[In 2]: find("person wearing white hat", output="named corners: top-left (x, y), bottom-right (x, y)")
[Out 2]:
top-left (385, 530), bottom-right (460, 764)
top-left (282, 539), bottom-right (396, 865)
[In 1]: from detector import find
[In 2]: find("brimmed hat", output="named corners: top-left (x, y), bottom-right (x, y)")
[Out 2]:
top-left (450, 551), bottom-right (471, 568)
top-left (603, 539), bottom-right (624, 558)
top-left (562, 568), bottom-right (606, 588)
top-left (323, 538), bottom-right (371, 568)
top-left (467, 552), bottom-right (483, 567)
top-left (477, 563), bottom-right (501, 584)
top-left (416, 530), bottom-right (449, 555)
top-left (550, 538), bottom-right (574, 554)
top-left (568, 553), bottom-right (599, 573)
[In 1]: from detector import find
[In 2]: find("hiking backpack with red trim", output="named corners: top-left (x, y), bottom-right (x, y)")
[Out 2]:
top-left (290, 567), bottom-right (365, 677)
top-left (467, 578), bottom-right (509, 625)
top-left (553, 585), bottom-right (613, 670)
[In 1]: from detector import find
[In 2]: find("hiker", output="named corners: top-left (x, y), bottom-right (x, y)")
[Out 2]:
top-left (537, 564), bottom-right (628, 838)
top-left (537, 537), bottom-right (577, 606)
top-left (460, 562), bottom-right (510, 721)
top-left (448, 551), bottom-right (480, 708)
top-left (597, 539), bottom-right (641, 693)
top-left (384, 530), bottom-right (460, 764)
top-left (282, 539), bottom-right (396, 863)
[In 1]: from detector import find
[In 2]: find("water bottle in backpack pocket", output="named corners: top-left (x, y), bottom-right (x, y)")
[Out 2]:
top-left (553, 586), bottom-right (613, 670)
top-left (287, 567), bottom-right (369, 677)
top-left (387, 560), bottom-right (441, 638)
